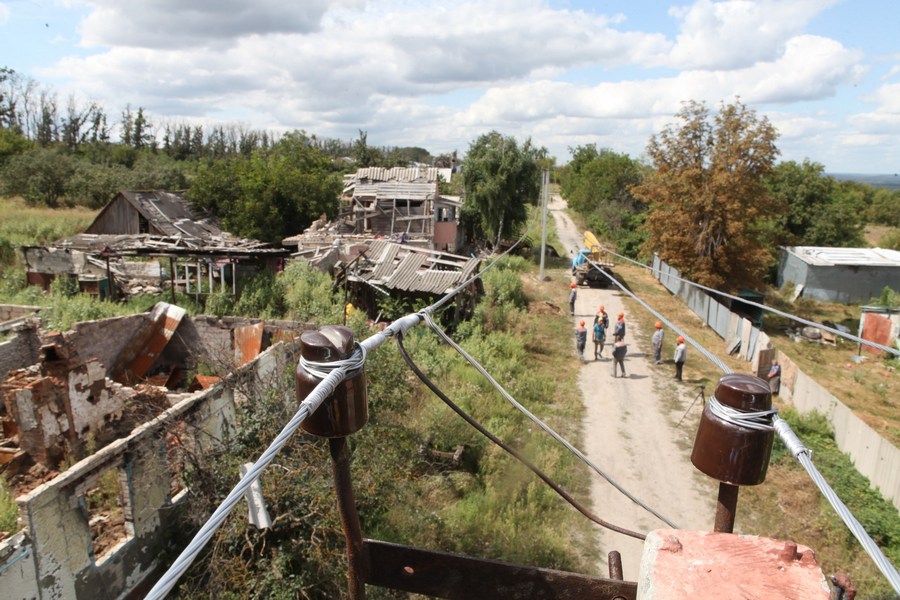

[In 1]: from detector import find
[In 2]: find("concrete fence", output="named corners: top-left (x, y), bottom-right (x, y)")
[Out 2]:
top-left (651, 256), bottom-right (900, 511)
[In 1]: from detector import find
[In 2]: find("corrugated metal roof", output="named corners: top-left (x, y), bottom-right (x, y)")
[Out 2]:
top-left (352, 167), bottom-right (451, 183)
top-left (786, 246), bottom-right (900, 267)
top-left (350, 240), bottom-right (480, 295)
top-left (353, 181), bottom-right (437, 201)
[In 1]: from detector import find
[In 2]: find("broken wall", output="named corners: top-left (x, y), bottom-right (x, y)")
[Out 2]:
top-left (64, 313), bottom-right (147, 378)
top-left (0, 323), bottom-right (41, 378)
top-left (0, 304), bottom-right (41, 322)
top-left (3, 340), bottom-right (297, 600)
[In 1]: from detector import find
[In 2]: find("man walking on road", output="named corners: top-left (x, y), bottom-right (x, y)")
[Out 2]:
top-left (612, 335), bottom-right (627, 377)
top-left (575, 320), bottom-right (588, 362)
top-left (593, 318), bottom-right (607, 359)
top-left (614, 312), bottom-right (626, 341)
top-left (569, 282), bottom-right (577, 317)
top-left (652, 322), bottom-right (664, 364)
top-left (673, 336), bottom-right (686, 381)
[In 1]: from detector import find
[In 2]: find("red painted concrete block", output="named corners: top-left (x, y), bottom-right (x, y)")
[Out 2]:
top-left (638, 529), bottom-right (830, 599)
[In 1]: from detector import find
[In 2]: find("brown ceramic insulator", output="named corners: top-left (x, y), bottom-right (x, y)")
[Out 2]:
top-left (691, 373), bottom-right (774, 486)
top-left (297, 325), bottom-right (368, 438)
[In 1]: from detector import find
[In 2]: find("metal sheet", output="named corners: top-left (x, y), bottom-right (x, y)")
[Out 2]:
top-left (234, 322), bottom-right (265, 366)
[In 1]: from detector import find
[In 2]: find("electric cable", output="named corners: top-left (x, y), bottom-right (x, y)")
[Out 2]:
top-left (395, 328), bottom-right (647, 541)
top-left (146, 218), bottom-right (541, 597)
top-left (144, 314), bottom-right (423, 600)
top-left (574, 241), bottom-right (900, 593)
top-left (420, 311), bottom-right (679, 529)
top-left (601, 246), bottom-right (898, 357)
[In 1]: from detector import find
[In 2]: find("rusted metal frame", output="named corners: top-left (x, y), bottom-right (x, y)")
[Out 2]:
top-left (714, 482), bottom-right (739, 533)
top-left (363, 539), bottom-right (638, 600)
top-left (329, 436), bottom-right (368, 599)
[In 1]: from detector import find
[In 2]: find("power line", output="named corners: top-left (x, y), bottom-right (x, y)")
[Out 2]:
top-left (421, 311), bottom-right (678, 529)
top-left (577, 245), bottom-right (900, 593)
top-left (604, 246), bottom-right (899, 357)
top-left (395, 330), bottom-right (647, 541)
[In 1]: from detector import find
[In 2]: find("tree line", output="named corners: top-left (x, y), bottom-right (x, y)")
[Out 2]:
top-left (3, 65), bottom-right (898, 291)
top-left (558, 100), bottom-right (900, 290)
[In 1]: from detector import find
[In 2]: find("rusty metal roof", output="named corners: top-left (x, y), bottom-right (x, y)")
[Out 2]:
top-left (350, 240), bottom-right (480, 295)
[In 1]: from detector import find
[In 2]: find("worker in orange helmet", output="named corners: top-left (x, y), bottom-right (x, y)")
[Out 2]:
top-left (613, 312), bottom-right (625, 341)
top-left (568, 282), bottom-right (577, 317)
top-left (575, 320), bottom-right (588, 362)
top-left (674, 336), bottom-right (687, 381)
top-left (652, 321), bottom-right (664, 365)
top-left (593, 304), bottom-right (609, 330)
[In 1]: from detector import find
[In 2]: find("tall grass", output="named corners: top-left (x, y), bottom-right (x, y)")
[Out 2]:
top-left (0, 196), bottom-right (95, 251)
top-left (0, 478), bottom-right (18, 536)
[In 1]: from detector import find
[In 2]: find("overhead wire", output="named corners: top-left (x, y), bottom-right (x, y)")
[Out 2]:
top-left (420, 311), bottom-right (678, 528)
top-left (146, 212), bottom-right (546, 598)
top-left (577, 245), bottom-right (900, 593)
top-left (395, 329), bottom-right (647, 541)
top-left (601, 245), bottom-right (899, 357)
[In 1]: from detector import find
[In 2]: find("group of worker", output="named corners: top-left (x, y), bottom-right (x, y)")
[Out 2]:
top-left (572, 284), bottom-right (687, 381)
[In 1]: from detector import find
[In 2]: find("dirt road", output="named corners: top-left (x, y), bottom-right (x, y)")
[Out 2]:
top-left (549, 194), bottom-right (717, 580)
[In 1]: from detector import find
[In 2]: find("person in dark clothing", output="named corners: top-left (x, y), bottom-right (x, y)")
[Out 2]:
top-left (613, 312), bottom-right (626, 341)
top-left (575, 320), bottom-right (587, 362)
top-left (673, 336), bottom-right (686, 381)
top-left (593, 318), bottom-right (607, 360)
top-left (568, 282), bottom-right (577, 317)
top-left (611, 335), bottom-right (627, 377)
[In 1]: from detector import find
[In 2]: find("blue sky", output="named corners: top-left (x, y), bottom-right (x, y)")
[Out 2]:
top-left (1, 0), bottom-right (899, 173)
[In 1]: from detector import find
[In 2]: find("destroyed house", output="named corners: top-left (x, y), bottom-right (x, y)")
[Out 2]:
top-left (339, 167), bottom-right (460, 251)
top-left (22, 191), bottom-right (288, 299)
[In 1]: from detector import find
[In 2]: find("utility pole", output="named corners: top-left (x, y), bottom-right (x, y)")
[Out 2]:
top-left (539, 169), bottom-right (549, 281)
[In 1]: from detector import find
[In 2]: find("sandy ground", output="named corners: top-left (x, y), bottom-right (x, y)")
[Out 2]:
top-left (548, 194), bottom-right (717, 581)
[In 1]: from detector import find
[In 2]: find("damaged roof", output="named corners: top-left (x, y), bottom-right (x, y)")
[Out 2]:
top-left (347, 167), bottom-right (451, 184)
top-left (349, 240), bottom-right (480, 295)
top-left (45, 233), bottom-right (285, 256)
top-left (88, 191), bottom-right (224, 239)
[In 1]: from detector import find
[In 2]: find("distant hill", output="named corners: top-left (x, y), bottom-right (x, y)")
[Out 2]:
top-left (829, 173), bottom-right (900, 190)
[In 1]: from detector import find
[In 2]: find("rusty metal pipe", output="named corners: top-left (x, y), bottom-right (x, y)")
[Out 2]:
top-left (329, 436), bottom-right (367, 599)
top-left (714, 482), bottom-right (739, 533)
top-left (608, 551), bottom-right (623, 580)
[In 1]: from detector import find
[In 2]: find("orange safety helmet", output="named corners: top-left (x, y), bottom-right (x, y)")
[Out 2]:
top-left (677, 336), bottom-right (685, 343)
top-left (580, 320), bottom-right (585, 326)
top-left (569, 282), bottom-right (577, 288)
top-left (617, 312), bottom-right (624, 318)
top-left (655, 321), bottom-right (662, 328)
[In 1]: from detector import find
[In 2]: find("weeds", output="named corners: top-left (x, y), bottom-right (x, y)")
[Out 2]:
top-left (0, 478), bottom-right (18, 536)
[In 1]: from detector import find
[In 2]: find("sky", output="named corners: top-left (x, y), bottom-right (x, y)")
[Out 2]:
top-left (1, 0), bottom-right (899, 173)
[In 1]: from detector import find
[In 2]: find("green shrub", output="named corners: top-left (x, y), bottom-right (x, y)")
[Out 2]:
top-left (0, 478), bottom-right (18, 535)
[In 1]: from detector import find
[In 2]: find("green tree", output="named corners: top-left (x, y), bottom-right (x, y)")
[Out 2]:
top-left (461, 131), bottom-right (543, 248)
top-left (633, 99), bottom-right (780, 290)
top-left (764, 160), bottom-right (865, 247)
top-left (186, 131), bottom-right (341, 243)
top-left (560, 146), bottom-right (646, 256)
top-left (0, 146), bottom-right (78, 207)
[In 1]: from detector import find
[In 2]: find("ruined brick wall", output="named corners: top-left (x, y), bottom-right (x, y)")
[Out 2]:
top-left (65, 314), bottom-right (148, 378)
top-left (0, 304), bottom-right (41, 322)
top-left (10, 341), bottom-right (294, 600)
top-left (0, 324), bottom-right (41, 378)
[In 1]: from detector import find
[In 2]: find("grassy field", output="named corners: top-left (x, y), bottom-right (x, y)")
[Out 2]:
top-left (0, 196), bottom-right (96, 249)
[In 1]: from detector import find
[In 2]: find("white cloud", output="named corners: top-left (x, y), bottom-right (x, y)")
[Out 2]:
top-left (74, 0), bottom-right (331, 48)
top-left (0, 3), bottom-right (10, 25)
top-left (663, 0), bottom-right (838, 70)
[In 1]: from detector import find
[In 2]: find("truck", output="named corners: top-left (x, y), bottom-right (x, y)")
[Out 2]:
top-left (572, 230), bottom-right (615, 287)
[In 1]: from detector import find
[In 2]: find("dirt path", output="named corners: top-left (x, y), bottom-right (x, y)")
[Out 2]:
top-left (549, 194), bottom-right (717, 580)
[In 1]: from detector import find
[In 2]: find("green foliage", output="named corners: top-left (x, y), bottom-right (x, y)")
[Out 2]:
top-left (281, 261), bottom-right (342, 323)
top-left (878, 228), bottom-right (900, 251)
top-left (1, 146), bottom-right (79, 207)
top-left (868, 188), bottom-right (900, 227)
top-left (873, 286), bottom-right (900, 307)
top-left (764, 160), bottom-right (866, 248)
top-left (186, 133), bottom-right (341, 243)
top-left (461, 131), bottom-right (543, 248)
top-left (0, 477), bottom-right (18, 535)
top-left (771, 409), bottom-right (900, 569)
top-left (560, 145), bottom-right (648, 258)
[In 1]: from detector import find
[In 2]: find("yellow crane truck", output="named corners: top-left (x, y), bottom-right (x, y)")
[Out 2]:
top-left (571, 231), bottom-right (615, 287)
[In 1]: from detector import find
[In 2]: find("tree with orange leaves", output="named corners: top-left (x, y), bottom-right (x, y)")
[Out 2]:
top-left (632, 99), bottom-right (781, 291)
